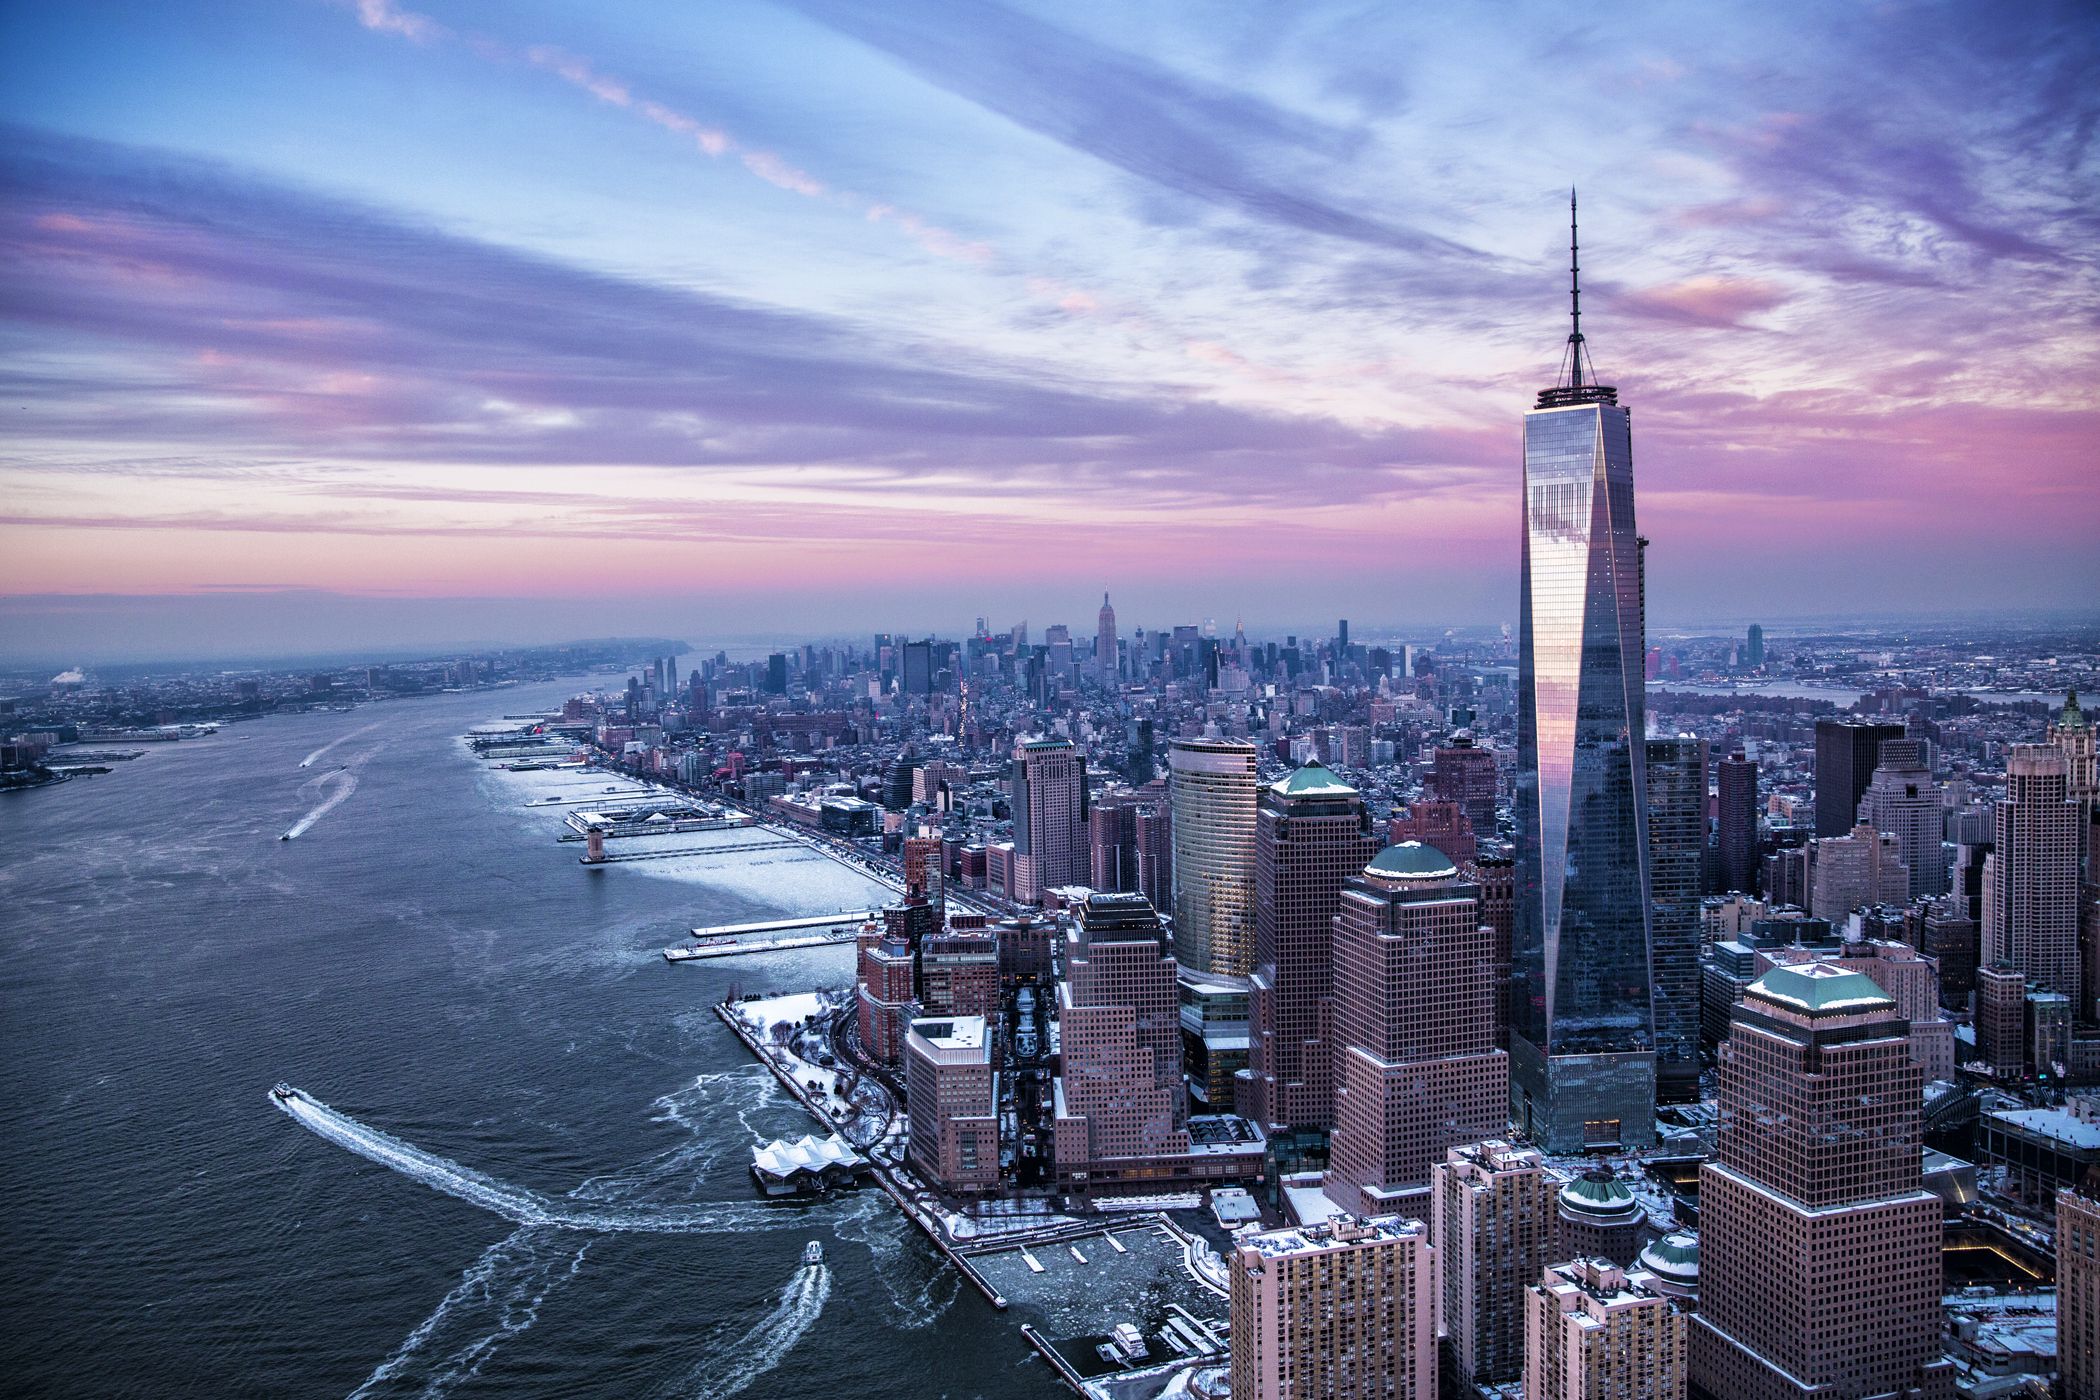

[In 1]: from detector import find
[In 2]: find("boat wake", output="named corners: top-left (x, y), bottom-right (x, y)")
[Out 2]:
top-left (347, 1226), bottom-right (587, 1400)
top-left (299, 722), bottom-right (380, 769)
top-left (673, 1261), bottom-right (833, 1400)
top-left (282, 765), bottom-right (360, 841)
top-left (273, 1088), bottom-right (755, 1235)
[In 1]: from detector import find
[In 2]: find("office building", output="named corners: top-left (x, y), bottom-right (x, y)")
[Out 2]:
top-left (901, 639), bottom-right (933, 696)
top-left (904, 1016), bottom-right (998, 1193)
top-left (1745, 623), bottom-right (1764, 669)
top-left (1556, 1171), bottom-right (1647, 1267)
top-left (1647, 736), bottom-right (1707, 1103)
top-left (1814, 717), bottom-right (1905, 839)
top-left (1388, 799), bottom-right (1476, 867)
top-left (1169, 738), bottom-right (1260, 976)
top-left (1525, 1258), bottom-right (1688, 1400)
top-left (1430, 732), bottom-right (1500, 835)
top-left (917, 930), bottom-right (999, 1020)
top-left (1512, 203), bottom-right (1656, 1153)
top-left (1983, 744), bottom-right (2080, 997)
top-left (2052, 691), bottom-right (2097, 822)
top-left (1328, 843), bottom-right (1507, 1215)
top-left (1808, 823), bottom-right (1909, 921)
top-left (855, 927), bottom-right (916, 1065)
top-left (1689, 963), bottom-right (1948, 1400)
top-left (1052, 893), bottom-right (1189, 1180)
top-left (2059, 1169), bottom-right (2100, 1400)
top-left (1010, 737), bottom-right (1087, 906)
top-left (1135, 804), bottom-right (1174, 914)
top-left (1229, 1215), bottom-right (1436, 1400)
top-left (1247, 762), bottom-right (1381, 1135)
top-left (1088, 794), bottom-right (1140, 893)
top-left (1716, 752), bottom-right (1759, 895)
top-left (1467, 853), bottom-right (1516, 1048)
top-left (1859, 739), bottom-right (1947, 899)
top-left (1431, 1140), bottom-right (1563, 1388)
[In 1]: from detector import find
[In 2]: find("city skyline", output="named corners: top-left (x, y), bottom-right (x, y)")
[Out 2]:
top-left (3, 0), bottom-right (2097, 663)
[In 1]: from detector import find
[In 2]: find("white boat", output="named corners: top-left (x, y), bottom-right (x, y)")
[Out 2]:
top-left (803, 1240), bottom-right (824, 1265)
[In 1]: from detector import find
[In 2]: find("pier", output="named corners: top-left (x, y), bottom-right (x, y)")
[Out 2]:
top-left (692, 912), bottom-right (874, 939)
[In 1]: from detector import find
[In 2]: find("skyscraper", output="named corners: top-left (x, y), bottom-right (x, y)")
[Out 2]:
top-left (1247, 762), bottom-right (1381, 1136)
top-left (1512, 195), bottom-right (1657, 1153)
top-left (1096, 591), bottom-right (1118, 687)
top-left (1858, 738), bottom-right (1947, 899)
top-left (1010, 737), bottom-right (1087, 906)
top-left (904, 1016), bottom-right (998, 1193)
top-left (1688, 963), bottom-right (1948, 1400)
top-left (1429, 732), bottom-right (1499, 835)
top-left (1432, 1140), bottom-right (1564, 1389)
top-left (1744, 622), bottom-right (1764, 669)
top-left (1983, 744), bottom-right (2081, 996)
top-left (1813, 717), bottom-right (1904, 839)
top-left (1525, 1258), bottom-right (1688, 1400)
top-left (2061, 1171), bottom-right (2100, 1400)
top-left (1716, 751), bottom-right (1759, 895)
top-left (1646, 735), bottom-right (1706, 1104)
top-left (1169, 738), bottom-right (1260, 976)
top-left (1052, 893), bottom-right (1188, 1183)
top-left (1328, 843), bottom-right (1507, 1216)
top-left (1230, 1215), bottom-right (1437, 1400)
top-left (1087, 793), bottom-right (1140, 893)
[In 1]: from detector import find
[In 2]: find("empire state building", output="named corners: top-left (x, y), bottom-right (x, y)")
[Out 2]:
top-left (1508, 194), bottom-right (1656, 1153)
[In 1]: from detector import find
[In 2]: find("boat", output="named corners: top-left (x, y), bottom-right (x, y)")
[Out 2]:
top-left (271, 1083), bottom-right (295, 1102)
top-left (278, 833), bottom-right (291, 842)
top-left (803, 1240), bottom-right (824, 1266)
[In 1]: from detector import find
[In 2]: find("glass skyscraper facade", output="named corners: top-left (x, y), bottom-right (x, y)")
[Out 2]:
top-left (1510, 376), bottom-right (1656, 1152)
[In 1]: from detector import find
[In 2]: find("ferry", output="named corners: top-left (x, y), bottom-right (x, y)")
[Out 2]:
top-left (272, 1083), bottom-right (296, 1102)
top-left (803, 1240), bottom-right (824, 1266)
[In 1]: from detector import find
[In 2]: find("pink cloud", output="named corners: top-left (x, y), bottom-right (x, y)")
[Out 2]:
top-left (1619, 274), bottom-right (1790, 328)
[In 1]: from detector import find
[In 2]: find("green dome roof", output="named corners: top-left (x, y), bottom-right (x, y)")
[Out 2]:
top-left (1639, 1231), bottom-right (1699, 1278)
top-left (1559, 1172), bottom-right (1641, 1223)
top-left (1271, 760), bottom-right (1359, 798)
top-left (1749, 963), bottom-right (1893, 1015)
top-left (1365, 841), bottom-right (1457, 880)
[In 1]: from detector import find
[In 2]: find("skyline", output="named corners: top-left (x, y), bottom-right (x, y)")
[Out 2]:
top-left (3, 0), bottom-right (2097, 662)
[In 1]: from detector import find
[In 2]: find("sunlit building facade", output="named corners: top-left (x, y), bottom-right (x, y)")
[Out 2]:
top-left (1170, 738), bottom-right (1260, 976)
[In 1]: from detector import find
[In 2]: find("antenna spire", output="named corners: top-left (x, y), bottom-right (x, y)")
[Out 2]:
top-left (1568, 188), bottom-right (1584, 388)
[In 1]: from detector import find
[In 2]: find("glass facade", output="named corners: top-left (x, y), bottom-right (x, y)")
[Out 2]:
top-left (1169, 739), bottom-right (1260, 976)
top-left (1511, 398), bottom-right (1656, 1151)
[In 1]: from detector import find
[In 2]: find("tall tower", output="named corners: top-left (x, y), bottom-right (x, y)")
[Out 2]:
top-left (1052, 893), bottom-right (1188, 1184)
top-left (1646, 735), bottom-right (1706, 1104)
top-left (1096, 591), bottom-right (1119, 687)
top-left (1169, 738), bottom-right (1260, 976)
top-left (1328, 843), bottom-right (1508, 1216)
top-left (1248, 762), bottom-right (1382, 1138)
top-left (1716, 751), bottom-right (1759, 895)
top-left (1813, 717), bottom-right (1904, 838)
top-left (1983, 743), bottom-right (2080, 996)
top-left (1688, 963), bottom-right (1948, 1400)
top-left (1511, 192), bottom-right (1657, 1152)
top-left (1859, 738), bottom-right (1947, 899)
top-left (1010, 737), bottom-right (1087, 906)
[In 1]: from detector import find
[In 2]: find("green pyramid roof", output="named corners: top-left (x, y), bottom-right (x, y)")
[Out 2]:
top-left (1749, 963), bottom-right (1893, 1014)
top-left (1365, 841), bottom-right (1458, 880)
top-left (1270, 760), bottom-right (1359, 798)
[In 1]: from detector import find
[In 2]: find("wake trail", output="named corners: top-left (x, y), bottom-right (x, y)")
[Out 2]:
top-left (273, 1089), bottom-right (756, 1235)
top-left (678, 1263), bottom-right (832, 1400)
top-left (299, 722), bottom-right (381, 768)
top-left (283, 767), bottom-right (359, 840)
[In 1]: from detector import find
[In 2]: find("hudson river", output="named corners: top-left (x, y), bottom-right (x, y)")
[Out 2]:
top-left (0, 680), bottom-right (1064, 1397)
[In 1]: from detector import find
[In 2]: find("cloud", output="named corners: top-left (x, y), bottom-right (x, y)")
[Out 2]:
top-left (778, 0), bottom-right (1489, 263)
top-left (1616, 275), bottom-right (1790, 329)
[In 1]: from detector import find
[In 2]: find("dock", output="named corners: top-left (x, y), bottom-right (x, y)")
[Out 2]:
top-left (692, 912), bottom-right (874, 939)
top-left (664, 930), bottom-right (859, 961)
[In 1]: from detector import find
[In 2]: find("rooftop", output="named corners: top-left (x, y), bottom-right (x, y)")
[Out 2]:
top-left (910, 1014), bottom-right (988, 1052)
top-left (1269, 760), bottom-right (1358, 798)
top-left (1237, 1213), bottom-right (1425, 1260)
top-left (1364, 840), bottom-right (1458, 881)
top-left (1748, 962), bottom-right (1895, 1015)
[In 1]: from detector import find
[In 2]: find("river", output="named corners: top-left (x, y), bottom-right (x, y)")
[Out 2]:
top-left (0, 678), bottom-right (1064, 1398)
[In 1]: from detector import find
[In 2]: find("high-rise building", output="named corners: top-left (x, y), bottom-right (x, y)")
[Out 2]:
top-left (1525, 1258), bottom-right (1688, 1400)
top-left (1135, 804), bottom-right (1174, 914)
top-left (765, 651), bottom-right (788, 695)
top-left (1813, 717), bottom-right (1905, 839)
top-left (918, 930), bottom-right (999, 1020)
top-left (1010, 737), bottom-right (1087, 906)
top-left (855, 925), bottom-right (916, 1065)
top-left (904, 1016), bottom-right (998, 1193)
top-left (1807, 822), bottom-right (1909, 921)
top-left (1432, 1140), bottom-right (1564, 1388)
top-left (1229, 1214), bottom-right (1436, 1400)
top-left (1087, 794), bottom-right (1140, 893)
top-left (1052, 893), bottom-right (1189, 1183)
top-left (1169, 738), bottom-right (1260, 976)
top-left (1328, 843), bottom-right (1507, 1216)
top-left (901, 639), bottom-right (933, 696)
top-left (2061, 1170), bottom-right (2100, 1400)
top-left (1688, 963), bottom-right (1948, 1400)
top-left (1859, 739), bottom-right (1947, 900)
top-left (2052, 691), bottom-right (2098, 824)
top-left (1512, 198), bottom-right (1656, 1154)
top-left (1388, 800), bottom-right (1476, 866)
top-left (1716, 752), bottom-right (1759, 896)
top-left (1975, 961), bottom-right (2029, 1078)
top-left (1745, 623), bottom-right (1764, 669)
top-left (1429, 732), bottom-right (1499, 835)
top-left (1647, 736), bottom-right (1706, 1104)
top-left (1247, 762), bottom-right (1381, 1136)
top-left (1096, 591), bottom-right (1119, 687)
top-left (1466, 852), bottom-right (1516, 1048)
top-left (1983, 744), bottom-right (2081, 997)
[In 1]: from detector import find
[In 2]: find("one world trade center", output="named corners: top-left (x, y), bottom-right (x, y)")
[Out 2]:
top-left (1509, 194), bottom-right (1655, 1153)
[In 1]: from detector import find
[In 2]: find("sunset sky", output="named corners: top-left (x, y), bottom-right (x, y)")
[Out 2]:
top-left (2, 0), bottom-right (2095, 660)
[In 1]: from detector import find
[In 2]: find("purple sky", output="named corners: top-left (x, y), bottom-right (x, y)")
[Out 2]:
top-left (2, 0), bottom-right (2095, 661)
